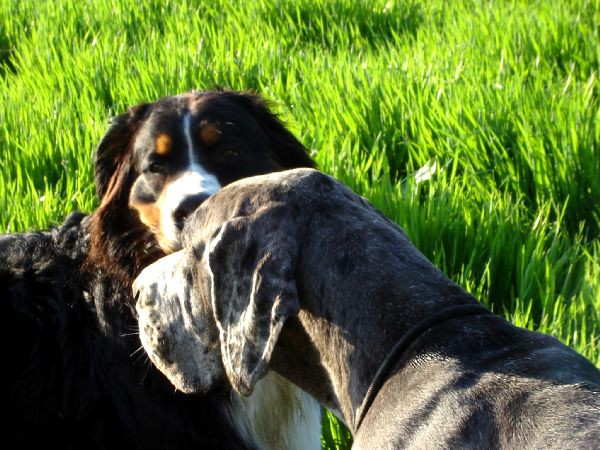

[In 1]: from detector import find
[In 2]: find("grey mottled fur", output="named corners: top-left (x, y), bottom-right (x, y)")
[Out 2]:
top-left (134, 169), bottom-right (600, 449)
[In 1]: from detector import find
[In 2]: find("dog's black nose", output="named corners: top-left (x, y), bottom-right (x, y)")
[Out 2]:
top-left (173, 193), bottom-right (211, 230)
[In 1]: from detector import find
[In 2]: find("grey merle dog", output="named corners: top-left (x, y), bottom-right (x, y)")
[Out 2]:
top-left (133, 168), bottom-right (600, 449)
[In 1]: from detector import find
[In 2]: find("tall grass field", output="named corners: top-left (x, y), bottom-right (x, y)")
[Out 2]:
top-left (1, 0), bottom-right (598, 448)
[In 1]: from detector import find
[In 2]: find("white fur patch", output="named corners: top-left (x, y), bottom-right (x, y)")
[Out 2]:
top-left (160, 114), bottom-right (221, 250)
top-left (227, 372), bottom-right (322, 450)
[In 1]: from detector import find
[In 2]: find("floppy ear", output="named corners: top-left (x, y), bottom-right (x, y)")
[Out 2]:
top-left (94, 103), bottom-right (150, 202)
top-left (206, 213), bottom-right (300, 396)
top-left (226, 91), bottom-right (315, 169)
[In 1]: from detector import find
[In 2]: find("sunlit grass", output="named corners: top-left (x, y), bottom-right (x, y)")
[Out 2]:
top-left (1, 1), bottom-right (598, 448)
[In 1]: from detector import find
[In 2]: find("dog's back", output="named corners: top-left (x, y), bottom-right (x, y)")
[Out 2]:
top-left (359, 313), bottom-right (600, 449)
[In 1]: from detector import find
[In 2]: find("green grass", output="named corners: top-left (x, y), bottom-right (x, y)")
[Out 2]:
top-left (1, 0), bottom-right (598, 448)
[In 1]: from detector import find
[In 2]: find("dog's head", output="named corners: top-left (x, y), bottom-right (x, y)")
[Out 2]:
top-left (132, 170), bottom-right (332, 395)
top-left (89, 90), bottom-right (314, 273)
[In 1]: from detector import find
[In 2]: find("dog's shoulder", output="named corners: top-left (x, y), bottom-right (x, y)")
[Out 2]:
top-left (427, 315), bottom-right (600, 445)
top-left (0, 212), bottom-right (91, 363)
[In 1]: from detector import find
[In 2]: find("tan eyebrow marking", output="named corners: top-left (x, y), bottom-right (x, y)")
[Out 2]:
top-left (155, 133), bottom-right (172, 155)
top-left (199, 122), bottom-right (222, 146)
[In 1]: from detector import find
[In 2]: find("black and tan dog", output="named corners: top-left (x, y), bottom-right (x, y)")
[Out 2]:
top-left (134, 168), bottom-right (600, 449)
top-left (1, 92), bottom-right (321, 450)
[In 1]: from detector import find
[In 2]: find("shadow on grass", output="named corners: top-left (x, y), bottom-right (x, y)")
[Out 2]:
top-left (261, 0), bottom-right (423, 51)
top-left (0, 29), bottom-right (16, 78)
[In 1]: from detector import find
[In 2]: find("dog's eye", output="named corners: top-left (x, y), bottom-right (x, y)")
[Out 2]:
top-left (146, 163), bottom-right (164, 174)
top-left (217, 148), bottom-right (239, 162)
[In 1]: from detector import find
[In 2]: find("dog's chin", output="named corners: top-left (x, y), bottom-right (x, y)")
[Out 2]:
top-left (153, 356), bottom-right (221, 395)
top-left (166, 370), bottom-right (207, 395)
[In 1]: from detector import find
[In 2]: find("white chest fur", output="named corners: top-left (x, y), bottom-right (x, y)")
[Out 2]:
top-left (227, 372), bottom-right (322, 450)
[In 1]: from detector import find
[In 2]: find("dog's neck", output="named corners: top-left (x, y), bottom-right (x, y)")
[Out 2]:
top-left (273, 221), bottom-right (479, 432)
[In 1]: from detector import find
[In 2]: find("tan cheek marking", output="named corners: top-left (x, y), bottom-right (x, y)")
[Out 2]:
top-left (131, 200), bottom-right (161, 232)
top-left (155, 133), bottom-right (172, 156)
top-left (200, 123), bottom-right (221, 146)
top-left (130, 187), bottom-right (179, 253)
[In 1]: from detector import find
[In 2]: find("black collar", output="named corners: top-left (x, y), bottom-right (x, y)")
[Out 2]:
top-left (354, 303), bottom-right (492, 432)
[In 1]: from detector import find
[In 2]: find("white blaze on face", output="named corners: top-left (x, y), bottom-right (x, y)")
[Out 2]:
top-left (160, 113), bottom-right (221, 250)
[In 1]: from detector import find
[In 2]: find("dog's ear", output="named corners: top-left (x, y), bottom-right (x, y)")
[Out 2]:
top-left (206, 212), bottom-right (300, 396)
top-left (228, 92), bottom-right (315, 169)
top-left (94, 103), bottom-right (150, 202)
